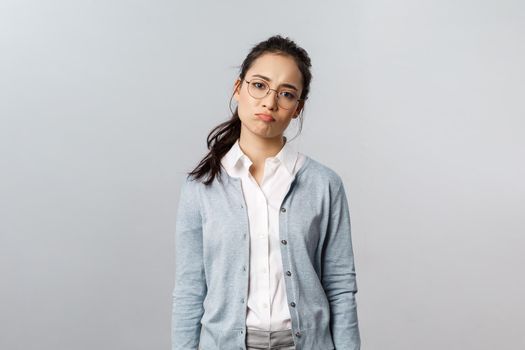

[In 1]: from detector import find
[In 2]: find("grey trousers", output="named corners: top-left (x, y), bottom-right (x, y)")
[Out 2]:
top-left (245, 328), bottom-right (296, 350)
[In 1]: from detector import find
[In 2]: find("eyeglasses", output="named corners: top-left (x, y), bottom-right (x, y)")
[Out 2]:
top-left (243, 78), bottom-right (303, 110)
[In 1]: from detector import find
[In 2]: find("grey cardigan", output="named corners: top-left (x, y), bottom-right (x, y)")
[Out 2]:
top-left (171, 155), bottom-right (361, 350)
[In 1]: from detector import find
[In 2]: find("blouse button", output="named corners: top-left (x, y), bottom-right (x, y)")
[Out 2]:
top-left (286, 271), bottom-right (292, 276)
top-left (281, 240), bottom-right (287, 245)
top-left (290, 302), bottom-right (296, 307)
top-left (280, 207), bottom-right (286, 213)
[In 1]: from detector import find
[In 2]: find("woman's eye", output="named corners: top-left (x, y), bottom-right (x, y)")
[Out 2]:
top-left (253, 82), bottom-right (266, 89)
top-left (281, 91), bottom-right (297, 100)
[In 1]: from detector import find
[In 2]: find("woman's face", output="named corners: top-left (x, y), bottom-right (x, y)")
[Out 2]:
top-left (233, 53), bottom-right (304, 141)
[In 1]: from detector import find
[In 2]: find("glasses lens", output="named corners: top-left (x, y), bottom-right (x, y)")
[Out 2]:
top-left (247, 79), bottom-right (299, 110)
top-left (247, 79), bottom-right (268, 99)
top-left (277, 90), bottom-right (299, 109)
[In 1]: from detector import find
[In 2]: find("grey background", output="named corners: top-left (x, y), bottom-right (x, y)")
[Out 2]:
top-left (1, 1), bottom-right (524, 349)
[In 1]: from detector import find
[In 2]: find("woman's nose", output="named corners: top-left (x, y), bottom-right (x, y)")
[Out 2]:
top-left (262, 89), bottom-right (278, 109)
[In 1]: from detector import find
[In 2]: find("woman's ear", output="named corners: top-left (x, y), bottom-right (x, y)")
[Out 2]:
top-left (293, 99), bottom-right (305, 118)
top-left (233, 79), bottom-right (241, 102)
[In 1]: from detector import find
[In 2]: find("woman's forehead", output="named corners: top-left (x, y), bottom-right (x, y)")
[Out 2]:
top-left (247, 53), bottom-right (302, 85)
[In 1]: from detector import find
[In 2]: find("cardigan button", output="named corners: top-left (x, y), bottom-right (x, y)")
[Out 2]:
top-left (286, 271), bottom-right (292, 276)
top-left (295, 331), bottom-right (301, 337)
top-left (290, 302), bottom-right (296, 307)
top-left (281, 240), bottom-right (287, 245)
top-left (280, 207), bottom-right (286, 213)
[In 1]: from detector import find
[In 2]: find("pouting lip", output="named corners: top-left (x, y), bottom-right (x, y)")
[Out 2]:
top-left (255, 113), bottom-right (275, 121)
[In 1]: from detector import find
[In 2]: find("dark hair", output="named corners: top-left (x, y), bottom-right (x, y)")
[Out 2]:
top-left (187, 34), bottom-right (312, 186)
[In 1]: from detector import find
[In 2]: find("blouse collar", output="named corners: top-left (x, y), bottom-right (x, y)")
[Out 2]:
top-left (221, 136), bottom-right (299, 178)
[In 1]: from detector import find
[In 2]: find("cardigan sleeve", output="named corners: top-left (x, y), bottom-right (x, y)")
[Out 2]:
top-left (322, 178), bottom-right (361, 349)
top-left (171, 178), bottom-right (207, 350)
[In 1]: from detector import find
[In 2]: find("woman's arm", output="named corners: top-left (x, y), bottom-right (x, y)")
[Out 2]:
top-left (171, 178), bottom-right (207, 350)
top-left (322, 178), bottom-right (361, 349)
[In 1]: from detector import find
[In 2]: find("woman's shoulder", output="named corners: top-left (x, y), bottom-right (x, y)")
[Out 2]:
top-left (299, 154), bottom-right (344, 189)
top-left (178, 174), bottom-right (207, 199)
top-left (180, 171), bottom-right (231, 193)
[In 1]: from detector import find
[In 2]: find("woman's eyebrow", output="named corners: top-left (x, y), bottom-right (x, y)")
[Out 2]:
top-left (251, 74), bottom-right (298, 91)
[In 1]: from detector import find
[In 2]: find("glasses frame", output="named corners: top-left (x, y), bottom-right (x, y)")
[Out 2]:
top-left (243, 78), bottom-right (304, 110)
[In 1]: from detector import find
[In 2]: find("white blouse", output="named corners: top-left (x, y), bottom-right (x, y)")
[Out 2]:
top-left (220, 137), bottom-right (306, 331)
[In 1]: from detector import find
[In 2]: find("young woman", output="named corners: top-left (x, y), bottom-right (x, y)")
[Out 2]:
top-left (172, 35), bottom-right (361, 350)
